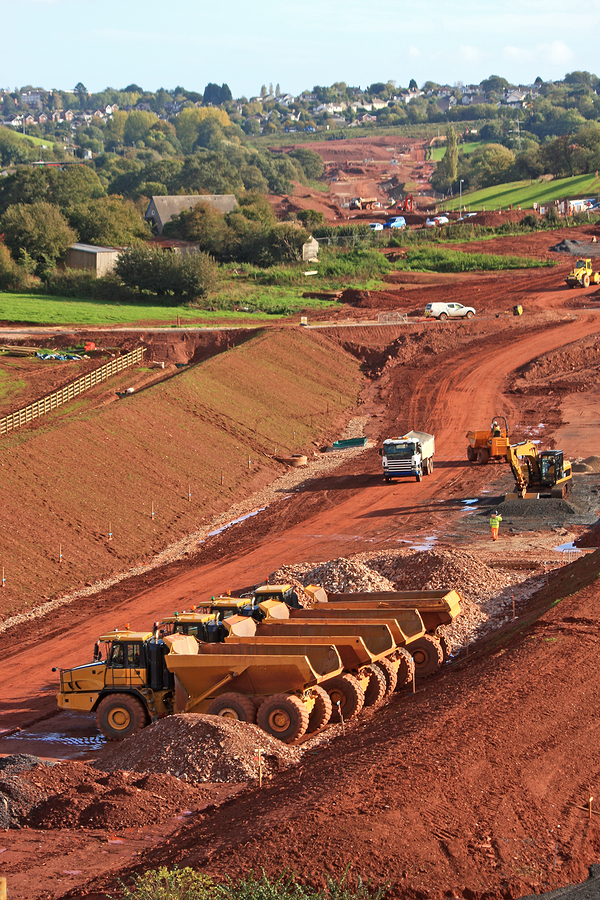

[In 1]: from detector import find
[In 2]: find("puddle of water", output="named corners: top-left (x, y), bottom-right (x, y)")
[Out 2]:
top-left (462, 498), bottom-right (479, 505)
top-left (202, 506), bottom-right (268, 541)
top-left (8, 731), bottom-right (104, 747)
top-left (554, 541), bottom-right (576, 552)
top-left (408, 535), bottom-right (438, 551)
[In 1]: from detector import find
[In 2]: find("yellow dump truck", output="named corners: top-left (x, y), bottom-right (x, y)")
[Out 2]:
top-left (466, 415), bottom-right (509, 465)
top-left (163, 606), bottom-right (404, 720)
top-left (56, 626), bottom-right (343, 744)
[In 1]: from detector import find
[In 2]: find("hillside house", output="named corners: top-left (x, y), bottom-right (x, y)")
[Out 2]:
top-left (145, 194), bottom-right (238, 234)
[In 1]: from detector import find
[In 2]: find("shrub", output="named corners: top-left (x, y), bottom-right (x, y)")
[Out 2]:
top-left (114, 246), bottom-right (218, 303)
top-left (0, 243), bottom-right (34, 291)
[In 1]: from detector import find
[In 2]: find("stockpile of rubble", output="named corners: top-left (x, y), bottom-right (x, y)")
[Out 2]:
top-left (98, 714), bottom-right (302, 785)
top-left (0, 754), bottom-right (48, 829)
top-left (271, 548), bottom-right (537, 650)
top-left (270, 558), bottom-right (396, 594)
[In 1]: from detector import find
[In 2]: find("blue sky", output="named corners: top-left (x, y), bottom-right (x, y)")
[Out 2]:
top-left (3, 0), bottom-right (599, 98)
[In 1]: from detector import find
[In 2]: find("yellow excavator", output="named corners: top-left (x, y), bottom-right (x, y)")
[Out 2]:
top-left (506, 441), bottom-right (573, 499)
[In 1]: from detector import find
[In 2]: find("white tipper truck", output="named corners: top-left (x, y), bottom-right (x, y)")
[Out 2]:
top-left (379, 431), bottom-right (435, 483)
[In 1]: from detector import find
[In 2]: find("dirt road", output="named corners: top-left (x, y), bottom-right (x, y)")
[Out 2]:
top-left (2, 233), bottom-right (600, 900)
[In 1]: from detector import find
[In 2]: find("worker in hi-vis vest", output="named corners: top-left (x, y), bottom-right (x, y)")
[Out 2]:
top-left (490, 510), bottom-right (502, 541)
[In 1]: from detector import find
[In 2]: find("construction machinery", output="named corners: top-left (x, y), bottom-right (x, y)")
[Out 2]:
top-left (466, 416), bottom-right (509, 464)
top-left (380, 431), bottom-right (435, 482)
top-left (349, 197), bottom-right (379, 210)
top-left (163, 599), bottom-right (421, 719)
top-left (506, 441), bottom-right (573, 499)
top-left (565, 258), bottom-right (600, 288)
top-left (56, 626), bottom-right (344, 744)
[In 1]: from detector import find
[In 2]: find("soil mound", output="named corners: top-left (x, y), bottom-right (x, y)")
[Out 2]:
top-left (551, 239), bottom-right (600, 257)
top-left (21, 762), bottom-right (212, 830)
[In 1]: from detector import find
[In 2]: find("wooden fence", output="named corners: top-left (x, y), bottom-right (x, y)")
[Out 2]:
top-left (0, 347), bottom-right (145, 436)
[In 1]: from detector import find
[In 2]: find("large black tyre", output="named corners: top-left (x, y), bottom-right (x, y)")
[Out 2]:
top-left (583, 274), bottom-right (590, 288)
top-left (439, 312), bottom-right (448, 321)
top-left (326, 673), bottom-right (365, 721)
top-left (96, 693), bottom-right (148, 741)
top-left (307, 686), bottom-right (332, 733)
top-left (257, 693), bottom-right (309, 743)
top-left (394, 646), bottom-right (416, 689)
top-left (466, 311), bottom-right (474, 319)
top-left (477, 447), bottom-right (490, 465)
top-left (416, 468), bottom-right (422, 482)
top-left (206, 692), bottom-right (257, 723)
top-left (438, 633), bottom-right (453, 662)
top-left (363, 664), bottom-right (387, 707)
top-left (467, 446), bottom-right (476, 462)
top-left (410, 635), bottom-right (445, 677)
top-left (377, 657), bottom-right (398, 697)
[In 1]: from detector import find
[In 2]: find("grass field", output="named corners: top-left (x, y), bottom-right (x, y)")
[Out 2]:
top-left (430, 141), bottom-right (483, 161)
top-left (443, 172), bottom-right (600, 212)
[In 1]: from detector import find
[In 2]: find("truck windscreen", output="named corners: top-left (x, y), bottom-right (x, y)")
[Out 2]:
top-left (384, 443), bottom-right (415, 458)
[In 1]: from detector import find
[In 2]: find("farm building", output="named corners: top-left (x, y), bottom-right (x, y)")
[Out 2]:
top-left (145, 195), bottom-right (238, 235)
top-left (63, 243), bottom-right (121, 276)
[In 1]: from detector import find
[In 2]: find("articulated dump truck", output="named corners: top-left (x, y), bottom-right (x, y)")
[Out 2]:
top-left (56, 586), bottom-right (462, 745)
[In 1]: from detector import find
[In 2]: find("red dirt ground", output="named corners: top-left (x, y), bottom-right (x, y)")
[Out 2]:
top-left (2, 151), bottom-right (600, 899)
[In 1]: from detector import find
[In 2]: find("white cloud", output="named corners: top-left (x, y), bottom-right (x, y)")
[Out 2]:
top-left (408, 46), bottom-right (422, 58)
top-left (458, 45), bottom-right (482, 64)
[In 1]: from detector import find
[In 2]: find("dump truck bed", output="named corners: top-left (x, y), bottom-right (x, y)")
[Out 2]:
top-left (289, 607), bottom-right (426, 644)
top-left (233, 622), bottom-right (396, 667)
top-left (323, 589), bottom-right (462, 631)
top-left (165, 639), bottom-right (343, 711)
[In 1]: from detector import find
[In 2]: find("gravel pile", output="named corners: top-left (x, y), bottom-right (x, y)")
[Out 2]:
top-left (0, 755), bottom-right (51, 829)
top-left (270, 548), bottom-right (539, 652)
top-left (270, 558), bottom-right (396, 594)
top-left (97, 714), bottom-right (303, 784)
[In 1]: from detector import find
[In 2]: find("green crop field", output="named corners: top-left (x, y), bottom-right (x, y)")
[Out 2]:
top-left (443, 172), bottom-right (600, 212)
top-left (430, 141), bottom-right (483, 161)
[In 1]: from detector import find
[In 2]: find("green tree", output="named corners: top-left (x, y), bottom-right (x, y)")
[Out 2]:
top-left (1, 200), bottom-right (77, 276)
top-left (0, 168), bottom-right (49, 215)
top-left (123, 110), bottom-right (157, 146)
top-left (468, 143), bottom-right (516, 188)
top-left (297, 208), bottom-right (325, 228)
top-left (480, 75), bottom-right (510, 95)
top-left (431, 125), bottom-right (458, 192)
top-left (287, 147), bottom-right (324, 180)
top-left (114, 246), bottom-right (218, 303)
top-left (67, 196), bottom-right (151, 245)
top-left (47, 165), bottom-right (106, 208)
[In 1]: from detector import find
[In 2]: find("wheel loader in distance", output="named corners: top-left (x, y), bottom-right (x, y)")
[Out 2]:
top-left (466, 416), bottom-right (509, 465)
top-left (565, 258), bottom-right (600, 288)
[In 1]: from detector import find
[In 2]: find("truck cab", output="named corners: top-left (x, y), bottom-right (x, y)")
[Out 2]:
top-left (379, 431), bottom-right (435, 482)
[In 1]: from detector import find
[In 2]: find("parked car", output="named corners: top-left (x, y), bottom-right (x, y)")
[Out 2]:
top-left (383, 216), bottom-right (406, 229)
top-left (457, 212), bottom-right (477, 222)
top-left (425, 215), bottom-right (450, 227)
top-left (424, 302), bottom-right (475, 321)
top-left (369, 222), bottom-right (384, 231)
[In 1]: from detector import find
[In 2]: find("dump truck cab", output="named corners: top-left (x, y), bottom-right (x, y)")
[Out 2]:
top-left (252, 583), bottom-right (303, 608)
top-left (56, 628), bottom-right (175, 738)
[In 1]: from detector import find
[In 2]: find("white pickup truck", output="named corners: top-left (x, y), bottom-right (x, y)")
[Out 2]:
top-left (379, 431), bottom-right (435, 483)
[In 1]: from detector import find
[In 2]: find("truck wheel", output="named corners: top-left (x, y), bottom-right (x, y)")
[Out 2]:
top-left (376, 657), bottom-right (398, 697)
top-left (467, 446), bottom-right (476, 462)
top-left (416, 469), bottom-right (423, 482)
top-left (466, 311), bottom-right (474, 319)
top-left (307, 686), bottom-right (332, 732)
top-left (410, 635), bottom-right (444, 677)
top-left (363, 664), bottom-right (387, 707)
top-left (257, 694), bottom-right (309, 743)
top-left (439, 312), bottom-right (448, 321)
top-left (394, 647), bottom-right (415, 688)
top-left (206, 692), bottom-right (257, 723)
top-left (583, 274), bottom-right (590, 288)
top-left (326, 673), bottom-right (365, 721)
top-left (96, 693), bottom-right (148, 741)
top-left (476, 448), bottom-right (489, 465)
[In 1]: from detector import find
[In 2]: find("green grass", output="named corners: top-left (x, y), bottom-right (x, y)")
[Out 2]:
top-left (0, 125), bottom-right (57, 149)
top-left (430, 141), bottom-right (483, 161)
top-left (395, 247), bottom-right (556, 273)
top-left (443, 172), bottom-right (600, 212)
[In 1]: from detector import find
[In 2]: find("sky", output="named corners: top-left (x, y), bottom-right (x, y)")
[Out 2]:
top-left (2, 0), bottom-right (600, 99)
